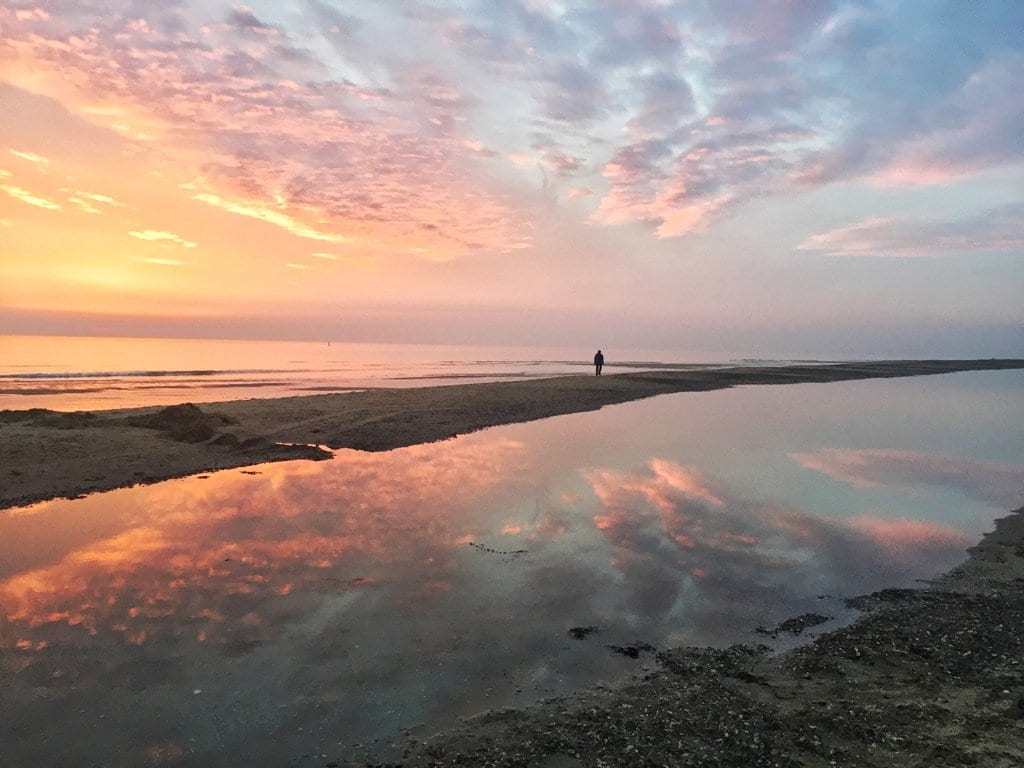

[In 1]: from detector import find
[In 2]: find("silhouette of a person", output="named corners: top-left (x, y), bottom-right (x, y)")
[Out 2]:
top-left (594, 349), bottom-right (604, 376)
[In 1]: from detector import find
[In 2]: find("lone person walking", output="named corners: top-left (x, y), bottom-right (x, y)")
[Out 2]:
top-left (594, 349), bottom-right (604, 376)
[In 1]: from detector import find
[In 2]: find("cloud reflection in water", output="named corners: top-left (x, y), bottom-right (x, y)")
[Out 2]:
top-left (0, 406), bottom-right (1014, 766)
top-left (2, 436), bottom-right (530, 643)
top-left (586, 459), bottom-right (971, 640)
top-left (791, 448), bottom-right (1024, 509)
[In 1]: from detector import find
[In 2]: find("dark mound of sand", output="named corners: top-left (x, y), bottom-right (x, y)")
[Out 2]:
top-left (123, 403), bottom-right (236, 443)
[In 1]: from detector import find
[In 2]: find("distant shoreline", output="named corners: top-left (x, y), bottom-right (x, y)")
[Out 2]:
top-left (2, 358), bottom-right (1022, 510)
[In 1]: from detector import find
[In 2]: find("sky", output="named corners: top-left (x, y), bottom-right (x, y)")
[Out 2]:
top-left (1, 0), bottom-right (1022, 356)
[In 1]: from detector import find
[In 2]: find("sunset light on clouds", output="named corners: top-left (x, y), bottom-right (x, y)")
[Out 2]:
top-left (1, 1), bottom-right (1022, 353)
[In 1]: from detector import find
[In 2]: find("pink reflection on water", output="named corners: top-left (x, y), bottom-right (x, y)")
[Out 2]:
top-left (791, 448), bottom-right (1024, 508)
top-left (0, 437), bottom-right (529, 645)
top-left (847, 515), bottom-right (970, 555)
top-left (585, 458), bottom-right (974, 626)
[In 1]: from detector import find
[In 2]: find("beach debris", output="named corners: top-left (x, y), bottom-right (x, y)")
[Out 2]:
top-left (568, 626), bottom-right (600, 640)
top-left (466, 542), bottom-right (528, 560)
top-left (232, 436), bottom-right (331, 461)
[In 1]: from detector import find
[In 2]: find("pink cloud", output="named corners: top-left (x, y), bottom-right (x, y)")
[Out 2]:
top-left (2, 0), bottom-right (1019, 256)
top-left (0, 5), bottom-right (529, 258)
top-left (653, 195), bottom-right (733, 238)
top-left (798, 205), bottom-right (1024, 257)
top-left (590, 121), bottom-right (802, 237)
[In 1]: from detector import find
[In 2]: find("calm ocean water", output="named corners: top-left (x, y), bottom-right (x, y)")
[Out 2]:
top-left (0, 334), bottom-right (842, 411)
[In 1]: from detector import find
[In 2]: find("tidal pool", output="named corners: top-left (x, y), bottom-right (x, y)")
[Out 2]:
top-left (2, 370), bottom-right (1022, 766)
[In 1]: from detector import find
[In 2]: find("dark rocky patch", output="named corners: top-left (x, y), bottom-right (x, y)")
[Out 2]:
top-left (845, 587), bottom-right (921, 611)
top-left (608, 642), bottom-right (656, 659)
top-left (756, 612), bottom-right (832, 638)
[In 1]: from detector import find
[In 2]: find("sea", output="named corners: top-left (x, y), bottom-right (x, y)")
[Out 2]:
top-left (0, 334), bottom-right (851, 412)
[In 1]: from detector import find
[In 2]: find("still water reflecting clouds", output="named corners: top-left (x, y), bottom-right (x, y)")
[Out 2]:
top-left (791, 448), bottom-right (1024, 509)
top-left (2, 371), bottom-right (1022, 766)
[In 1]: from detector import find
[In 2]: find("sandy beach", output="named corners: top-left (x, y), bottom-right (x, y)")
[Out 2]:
top-left (2, 359), bottom-right (1022, 510)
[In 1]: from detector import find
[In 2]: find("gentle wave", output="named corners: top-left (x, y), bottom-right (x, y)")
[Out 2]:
top-left (0, 357), bottom-right (824, 383)
top-left (0, 368), bottom-right (295, 380)
top-left (0, 359), bottom-right (613, 380)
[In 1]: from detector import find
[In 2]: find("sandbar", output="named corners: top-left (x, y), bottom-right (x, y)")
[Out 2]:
top-left (1, 359), bottom-right (1022, 510)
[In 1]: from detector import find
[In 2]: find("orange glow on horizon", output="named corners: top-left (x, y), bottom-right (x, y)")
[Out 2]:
top-left (0, 20), bottom-right (533, 329)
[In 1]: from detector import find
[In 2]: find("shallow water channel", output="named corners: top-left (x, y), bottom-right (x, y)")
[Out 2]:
top-left (2, 371), bottom-right (1023, 766)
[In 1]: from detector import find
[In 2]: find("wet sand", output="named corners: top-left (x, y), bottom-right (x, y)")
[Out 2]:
top-left (2, 359), bottom-right (1022, 509)
top-left (352, 505), bottom-right (1024, 767)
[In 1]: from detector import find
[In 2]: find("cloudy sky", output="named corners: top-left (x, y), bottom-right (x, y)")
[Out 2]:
top-left (1, 1), bottom-right (1021, 355)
